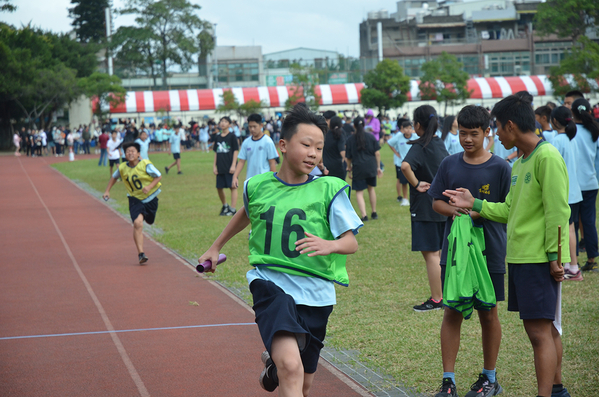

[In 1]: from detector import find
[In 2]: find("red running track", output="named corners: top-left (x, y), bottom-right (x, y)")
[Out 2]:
top-left (0, 155), bottom-right (371, 397)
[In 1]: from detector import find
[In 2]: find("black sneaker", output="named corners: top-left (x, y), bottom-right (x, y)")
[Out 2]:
top-left (397, 196), bottom-right (403, 202)
top-left (219, 204), bottom-right (229, 216)
top-left (413, 297), bottom-right (443, 312)
top-left (580, 261), bottom-right (598, 272)
top-left (465, 373), bottom-right (503, 397)
top-left (551, 385), bottom-right (571, 397)
top-left (361, 215), bottom-right (368, 222)
top-left (435, 377), bottom-right (458, 397)
top-left (138, 252), bottom-right (148, 264)
top-left (259, 350), bottom-right (278, 392)
top-left (164, 166), bottom-right (169, 175)
top-left (225, 207), bottom-right (237, 216)
top-left (371, 212), bottom-right (378, 220)
top-left (579, 238), bottom-right (586, 252)
top-left (177, 171), bottom-right (183, 174)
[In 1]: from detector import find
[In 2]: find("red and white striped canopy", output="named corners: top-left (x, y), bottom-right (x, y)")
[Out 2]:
top-left (101, 75), bottom-right (564, 114)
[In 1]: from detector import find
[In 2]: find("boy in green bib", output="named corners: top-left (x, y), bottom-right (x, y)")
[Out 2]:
top-left (103, 142), bottom-right (162, 264)
top-left (199, 104), bottom-right (363, 396)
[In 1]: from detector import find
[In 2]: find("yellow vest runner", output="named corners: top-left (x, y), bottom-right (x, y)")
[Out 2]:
top-left (118, 159), bottom-right (162, 200)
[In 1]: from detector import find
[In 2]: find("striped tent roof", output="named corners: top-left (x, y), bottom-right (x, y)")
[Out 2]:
top-left (99, 75), bottom-right (575, 114)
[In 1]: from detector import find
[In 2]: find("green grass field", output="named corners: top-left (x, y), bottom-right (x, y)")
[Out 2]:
top-left (53, 149), bottom-right (599, 396)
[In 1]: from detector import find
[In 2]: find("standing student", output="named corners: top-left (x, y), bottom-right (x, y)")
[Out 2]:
top-left (444, 93), bottom-right (571, 397)
top-left (98, 129), bottom-right (110, 166)
top-left (550, 106), bottom-right (583, 280)
top-left (154, 125), bottom-right (163, 151)
top-left (535, 106), bottom-right (556, 142)
top-left (441, 116), bottom-right (463, 155)
top-left (364, 109), bottom-right (381, 141)
top-left (232, 113), bottom-right (278, 188)
top-left (346, 116), bottom-right (383, 221)
top-left (103, 142), bottom-right (162, 264)
top-left (571, 98), bottom-right (599, 272)
top-left (322, 116), bottom-right (347, 180)
top-left (213, 116), bottom-right (239, 216)
top-left (13, 131), bottom-right (21, 156)
top-left (199, 104), bottom-right (362, 396)
top-left (428, 105), bottom-right (511, 397)
top-left (563, 90), bottom-right (583, 109)
top-left (388, 118), bottom-right (417, 206)
top-left (401, 105), bottom-right (449, 312)
top-left (107, 130), bottom-right (122, 176)
top-left (165, 124), bottom-right (184, 174)
top-left (135, 130), bottom-right (151, 160)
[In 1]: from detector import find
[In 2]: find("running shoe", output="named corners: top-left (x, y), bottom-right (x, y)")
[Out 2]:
top-left (435, 377), bottom-right (458, 397)
top-left (219, 204), bottom-right (229, 216)
top-left (164, 166), bottom-right (169, 174)
top-left (580, 261), bottom-right (598, 272)
top-left (401, 198), bottom-right (410, 206)
top-left (225, 207), bottom-right (237, 216)
top-left (177, 171), bottom-right (183, 174)
top-left (413, 297), bottom-right (443, 312)
top-left (397, 196), bottom-right (403, 202)
top-left (465, 373), bottom-right (503, 397)
top-left (138, 252), bottom-right (148, 264)
top-left (361, 215), bottom-right (368, 222)
top-left (579, 238), bottom-right (586, 252)
top-left (551, 386), bottom-right (571, 397)
top-left (259, 350), bottom-right (278, 392)
top-left (371, 212), bottom-right (378, 220)
top-left (564, 268), bottom-right (584, 281)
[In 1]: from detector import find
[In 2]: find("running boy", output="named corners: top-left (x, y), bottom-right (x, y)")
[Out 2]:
top-left (232, 113), bottom-right (278, 188)
top-left (428, 105), bottom-right (512, 397)
top-left (388, 118), bottom-right (416, 206)
top-left (444, 94), bottom-right (571, 397)
top-left (199, 104), bottom-right (362, 396)
top-left (213, 116), bottom-right (239, 216)
top-left (103, 141), bottom-right (162, 264)
top-left (165, 123), bottom-right (184, 174)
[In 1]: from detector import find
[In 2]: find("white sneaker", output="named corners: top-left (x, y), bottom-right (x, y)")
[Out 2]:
top-left (401, 198), bottom-right (410, 206)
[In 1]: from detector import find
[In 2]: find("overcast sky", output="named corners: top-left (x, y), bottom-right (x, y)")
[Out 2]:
top-left (0, 0), bottom-right (396, 57)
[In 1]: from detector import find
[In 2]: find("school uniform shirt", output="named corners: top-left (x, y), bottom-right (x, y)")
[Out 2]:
top-left (572, 124), bottom-right (599, 191)
top-left (345, 133), bottom-right (380, 180)
top-left (402, 136), bottom-right (448, 222)
top-left (134, 138), bottom-right (150, 160)
top-left (107, 138), bottom-right (122, 160)
top-left (429, 153), bottom-right (511, 272)
top-left (551, 133), bottom-right (582, 204)
top-left (238, 134), bottom-right (279, 181)
top-left (323, 131), bottom-right (347, 179)
top-left (213, 132), bottom-right (239, 174)
top-left (444, 132), bottom-right (463, 155)
top-left (388, 132), bottom-right (418, 167)
top-left (492, 134), bottom-right (517, 165)
top-left (472, 141), bottom-right (570, 264)
top-left (155, 129), bottom-right (163, 142)
top-left (169, 130), bottom-right (182, 153)
top-left (543, 130), bottom-right (557, 143)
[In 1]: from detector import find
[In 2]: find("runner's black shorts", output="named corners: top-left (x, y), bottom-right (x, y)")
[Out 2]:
top-left (128, 196), bottom-right (159, 225)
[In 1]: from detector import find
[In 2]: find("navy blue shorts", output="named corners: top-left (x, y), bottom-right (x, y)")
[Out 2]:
top-left (569, 202), bottom-right (579, 225)
top-left (172, 152), bottom-right (180, 160)
top-left (396, 166), bottom-right (408, 184)
top-left (508, 263), bottom-right (558, 320)
top-left (441, 265), bottom-right (505, 301)
top-left (352, 176), bottom-right (377, 191)
top-left (411, 221), bottom-right (445, 252)
top-left (250, 279), bottom-right (333, 374)
top-left (216, 173), bottom-right (234, 189)
top-left (128, 196), bottom-right (158, 225)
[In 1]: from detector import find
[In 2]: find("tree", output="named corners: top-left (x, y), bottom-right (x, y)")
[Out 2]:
top-left (78, 72), bottom-right (126, 123)
top-left (535, 0), bottom-right (599, 43)
top-left (216, 90), bottom-right (239, 117)
top-left (115, 0), bottom-right (213, 89)
top-left (1, 0), bottom-right (15, 12)
top-left (419, 52), bottom-right (472, 116)
top-left (69, 0), bottom-right (110, 43)
top-left (360, 59), bottom-right (410, 115)
top-left (547, 37), bottom-right (599, 97)
top-left (285, 63), bottom-right (321, 111)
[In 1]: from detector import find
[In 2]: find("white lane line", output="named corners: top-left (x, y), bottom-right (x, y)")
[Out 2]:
top-left (0, 323), bottom-right (256, 341)
top-left (18, 158), bottom-right (151, 397)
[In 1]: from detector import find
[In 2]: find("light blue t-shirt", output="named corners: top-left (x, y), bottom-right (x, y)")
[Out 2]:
top-left (444, 132), bottom-right (463, 155)
top-left (245, 175), bottom-right (363, 306)
top-left (112, 162), bottom-right (162, 203)
top-left (169, 130), bottom-right (182, 153)
top-left (551, 133), bottom-right (582, 204)
top-left (543, 130), bottom-right (557, 143)
top-left (492, 134), bottom-right (517, 166)
top-left (134, 138), bottom-right (150, 160)
top-left (572, 124), bottom-right (599, 191)
top-left (238, 134), bottom-right (279, 180)
top-left (199, 127), bottom-right (209, 142)
top-left (155, 128), bottom-right (163, 142)
top-left (388, 132), bottom-right (417, 167)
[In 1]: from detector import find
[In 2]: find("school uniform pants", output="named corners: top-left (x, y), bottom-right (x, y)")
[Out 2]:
top-left (579, 189), bottom-right (599, 258)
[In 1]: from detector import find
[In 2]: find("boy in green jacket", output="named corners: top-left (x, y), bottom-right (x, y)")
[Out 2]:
top-left (444, 93), bottom-right (571, 397)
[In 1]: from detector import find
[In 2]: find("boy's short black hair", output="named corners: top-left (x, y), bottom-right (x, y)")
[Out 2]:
top-left (220, 116), bottom-right (232, 124)
top-left (457, 105), bottom-right (490, 131)
top-left (323, 110), bottom-right (336, 120)
top-left (565, 90), bottom-right (584, 100)
top-left (247, 114), bottom-right (262, 124)
top-left (491, 94), bottom-right (536, 133)
top-left (122, 141), bottom-right (141, 153)
top-left (281, 103), bottom-right (327, 141)
top-left (534, 105), bottom-right (552, 120)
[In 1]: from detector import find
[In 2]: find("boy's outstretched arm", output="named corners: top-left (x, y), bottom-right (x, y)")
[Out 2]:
top-left (295, 230), bottom-right (358, 257)
top-left (198, 208), bottom-right (250, 272)
top-left (102, 177), bottom-right (118, 200)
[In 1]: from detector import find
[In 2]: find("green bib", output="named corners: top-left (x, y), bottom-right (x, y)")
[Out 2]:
top-left (245, 173), bottom-right (351, 286)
